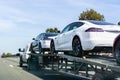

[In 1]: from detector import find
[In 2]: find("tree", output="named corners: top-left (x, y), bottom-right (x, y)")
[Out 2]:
top-left (6, 52), bottom-right (12, 57)
top-left (46, 27), bottom-right (59, 33)
top-left (79, 9), bottom-right (105, 21)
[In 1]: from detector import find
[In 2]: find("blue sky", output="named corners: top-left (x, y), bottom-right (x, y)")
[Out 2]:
top-left (0, 0), bottom-right (120, 54)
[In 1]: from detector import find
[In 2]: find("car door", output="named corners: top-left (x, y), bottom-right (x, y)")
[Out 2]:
top-left (64, 22), bottom-right (85, 50)
top-left (23, 44), bottom-right (31, 62)
top-left (55, 24), bottom-right (71, 50)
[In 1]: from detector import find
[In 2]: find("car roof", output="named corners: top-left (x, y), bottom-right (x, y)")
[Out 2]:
top-left (74, 20), bottom-right (115, 25)
top-left (41, 32), bottom-right (58, 35)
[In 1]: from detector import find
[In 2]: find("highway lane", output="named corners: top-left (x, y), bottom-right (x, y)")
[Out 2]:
top-left (0, 57), bottom-right (42, 80)
top-left (0, 57), bottom-right (89, 80)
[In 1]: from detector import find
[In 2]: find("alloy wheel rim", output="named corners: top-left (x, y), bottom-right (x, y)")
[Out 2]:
top-left (73, 38), bottom-right (80, 56)
top-left (116, 46), bottom-right (120, 62)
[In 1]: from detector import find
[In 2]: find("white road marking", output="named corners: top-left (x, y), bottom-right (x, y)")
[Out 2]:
top-left (9, 65), bottom-right (14, 68)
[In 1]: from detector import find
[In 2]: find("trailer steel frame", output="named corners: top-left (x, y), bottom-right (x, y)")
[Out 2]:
top-left (27, 53), bottom-right (120, 80)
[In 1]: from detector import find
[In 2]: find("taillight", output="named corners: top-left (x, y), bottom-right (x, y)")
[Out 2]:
top-left (85, 27), bottom-right (104, 32)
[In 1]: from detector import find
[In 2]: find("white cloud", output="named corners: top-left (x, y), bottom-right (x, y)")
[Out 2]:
top-left (0, 20), bottom-right (16, 32)
top-left (0, 4), bottom-right (37, 24)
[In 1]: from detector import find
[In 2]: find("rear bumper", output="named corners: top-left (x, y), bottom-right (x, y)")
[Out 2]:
top-left (81, 32), bottom-right (119, 52)
top-left (82, 39), bottom-right (113, 51)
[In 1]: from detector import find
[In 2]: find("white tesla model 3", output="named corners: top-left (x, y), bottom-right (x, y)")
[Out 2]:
top-left (50, 20), bottom-right (120, 56)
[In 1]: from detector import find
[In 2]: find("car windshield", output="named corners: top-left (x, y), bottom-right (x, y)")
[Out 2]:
top-left (88, 20), bottom-right (115, 25)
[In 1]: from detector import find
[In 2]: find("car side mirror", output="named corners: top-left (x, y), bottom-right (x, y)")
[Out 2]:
top-left (57, 30), bottom-right (61, 33)
top-left (18, 48), bottom-right (25, 52)
top-left (18, 48), bottom-right (21, 52)
top-left (32, 38), bottom-right (35, 40)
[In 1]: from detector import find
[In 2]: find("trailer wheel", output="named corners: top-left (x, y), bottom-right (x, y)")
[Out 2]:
top-left (114, 39), bottom-right (120, 64)
top-left (19, 56), bottom-right (23, 67)
top-left (72, 37), bottom-right (82, 57)
top-left (92, 73), bottom-right (104, 80)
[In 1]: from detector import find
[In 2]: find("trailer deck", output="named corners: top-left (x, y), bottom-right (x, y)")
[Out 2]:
top-left (27, 53), bottom-right (120, 80)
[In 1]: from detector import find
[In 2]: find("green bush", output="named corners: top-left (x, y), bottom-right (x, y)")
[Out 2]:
top-left (6, 53), bottom-right (12, 57)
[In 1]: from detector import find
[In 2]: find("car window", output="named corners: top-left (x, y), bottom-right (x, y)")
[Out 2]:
top-left (70, 22), bottom-right (84, 30)
top-left (61, 25), bottom-right (71, 33)
top-left (36, 35), bottom-right (40, 40)
top-left (38, 34), bottom-right (41, 40)
top-left (41, 34), bottom-right (45, 40)
top-left (35, 33), bottom-right (42, 40)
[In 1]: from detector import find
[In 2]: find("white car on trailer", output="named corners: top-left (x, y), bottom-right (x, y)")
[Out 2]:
top-left (50, 20), bottom-right (120, 56)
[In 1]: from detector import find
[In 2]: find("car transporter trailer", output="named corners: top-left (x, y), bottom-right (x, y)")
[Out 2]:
top-left (21, 52), bottom-right (120, 80)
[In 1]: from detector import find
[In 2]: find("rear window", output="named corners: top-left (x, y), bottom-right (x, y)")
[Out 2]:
top-left (88, 20), bottom-right (114, 25)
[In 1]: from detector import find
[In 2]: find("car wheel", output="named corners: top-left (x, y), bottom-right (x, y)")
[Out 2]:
top-left (50, 41), bottom-right (55, 54)
top-left (114, 40), bottom-right (120, 64)
top-left (72, 37), bottom-right (82, 57)
top-left (27, 58), bottom-right (31, 70)
top-left (39, 43), bottom-right (42, 54)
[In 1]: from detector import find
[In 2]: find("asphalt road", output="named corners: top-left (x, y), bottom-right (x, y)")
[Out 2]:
top-left (0, 57), bottom-right (89, 80)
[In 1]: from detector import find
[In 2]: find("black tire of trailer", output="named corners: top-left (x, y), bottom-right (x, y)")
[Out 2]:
top-left (19, 56), bottom-right (23, 67)
top-left (114, 39), bottom-right (120, 64)
top-left (72, 37), bottom-right (83, 57)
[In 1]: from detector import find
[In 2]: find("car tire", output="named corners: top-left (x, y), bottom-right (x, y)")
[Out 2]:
top-left (50, 41), bottom-right (56, 54)
top-left (39, 43), bottom-right (42, 54)
top-left (114, 39), bottom-right (120, 64)
top-left (27, 58), bottom-right (31, 70)
top-left (72, 37), bottom-right (83, 57)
